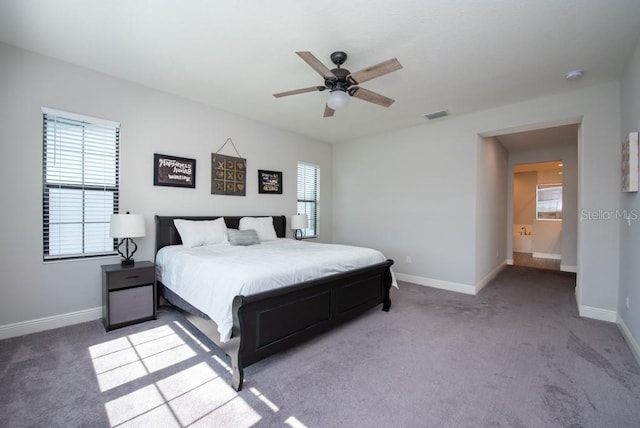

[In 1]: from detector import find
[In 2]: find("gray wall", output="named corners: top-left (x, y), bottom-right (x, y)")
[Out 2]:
top-left (0, 43), bottom-right (333, 332)
top-left (513, 172), bottom-right (537, 225)
top-left (333, 81), bottom-right (621, 317)
top-left (619, 36), bottom-right (640, 357)
top-left (332, 119), bottom-right (478, 289)
top-left (475, 137), bottom-right (508, 287)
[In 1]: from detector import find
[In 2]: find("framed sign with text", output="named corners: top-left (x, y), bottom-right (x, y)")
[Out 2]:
top-left (153, 154), bottom-right (196, 188)
top-left (258, 170), bottom-right (282, 194)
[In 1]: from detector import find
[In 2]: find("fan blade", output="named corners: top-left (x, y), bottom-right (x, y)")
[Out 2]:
top-left (273, 86), bottom-right (325, 98)
top-left (350, 87), bottom-right (395, 107)
top-left (348, 58), bottom-right (402, 85)
top-left (323, 104), bottom-right (335, 117)
top-left (296, 51), bottom-right (336, 79)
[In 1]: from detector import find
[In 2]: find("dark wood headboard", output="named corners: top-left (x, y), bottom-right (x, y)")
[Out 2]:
top-left (154, 215), bottom-right (287, 253)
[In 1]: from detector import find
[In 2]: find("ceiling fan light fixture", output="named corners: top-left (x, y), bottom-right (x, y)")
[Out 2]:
top-left (327, 89), bottom-right (350, 110)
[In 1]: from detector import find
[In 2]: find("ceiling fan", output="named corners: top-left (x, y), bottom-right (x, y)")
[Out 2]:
top-left (273, 51), bottom-right (402, 117)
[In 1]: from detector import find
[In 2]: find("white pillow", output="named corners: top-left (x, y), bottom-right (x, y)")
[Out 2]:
top-left (239, 216), bottom-right (278, 241)
top-left (174, 218), bottom-right (228, 248)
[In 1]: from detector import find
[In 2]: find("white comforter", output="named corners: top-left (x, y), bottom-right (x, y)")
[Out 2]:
top-left (156, 238), bottom-right (395, 342)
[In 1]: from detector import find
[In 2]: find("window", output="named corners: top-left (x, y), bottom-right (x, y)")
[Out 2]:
top-left (297, 162), bottom-right (320, 237)
top-left (536, 184), bottom-right (562, 220)
top-left (42, 108), bottom-right (120, 260)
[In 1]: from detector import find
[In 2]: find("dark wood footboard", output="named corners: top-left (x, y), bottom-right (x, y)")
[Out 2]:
top-left (226, 259), bottom-right (393, 390)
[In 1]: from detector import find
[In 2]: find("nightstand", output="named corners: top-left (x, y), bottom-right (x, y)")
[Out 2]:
top-left (102, 261), bottom-right (156, 331)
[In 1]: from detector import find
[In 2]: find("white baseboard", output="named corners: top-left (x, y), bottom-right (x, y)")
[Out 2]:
top-left (475, 262), bottom-right (506, 294)
top-left (578, 304), bottom-right (617, 323)
top-left (0, 306), bottom-right (102, 340)
top-left (532, 252), bottom-right (562, 260)
top-left (506, 259), bottom-right (514, 265)
top-left (617, 314), bottom-right (640, 367)
top-left (395, 272), bottom-right (476, 295)
top-left (560, 264), bottom-right (577, 273)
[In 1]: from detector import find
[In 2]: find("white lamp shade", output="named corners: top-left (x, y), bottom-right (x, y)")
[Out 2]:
top-left (327, 90), bottom-right (350, 110)
top-left (290, 214), bottom-right (308, 230)
top-left (110, 214), bottom-right (146, 238)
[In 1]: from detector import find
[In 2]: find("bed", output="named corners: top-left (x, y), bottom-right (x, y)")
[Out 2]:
top-left (154, 215), bottom-right (394, 391)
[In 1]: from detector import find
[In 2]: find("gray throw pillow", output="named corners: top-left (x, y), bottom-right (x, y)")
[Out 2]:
top-left (228, 229), bottom-right (260, 246)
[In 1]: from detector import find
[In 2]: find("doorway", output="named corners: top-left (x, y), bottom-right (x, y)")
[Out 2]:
top-left (512, 161), bottom-right (563, 270)
top-left (493, 123), bottom-right (578, 274)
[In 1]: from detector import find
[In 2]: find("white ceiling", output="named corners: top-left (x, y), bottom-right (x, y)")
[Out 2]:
top-left (1, 0), bottom-right (639, 144)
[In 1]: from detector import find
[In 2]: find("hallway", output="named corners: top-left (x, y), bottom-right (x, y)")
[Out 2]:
top-left (513, 251), bottom-right (561, 271)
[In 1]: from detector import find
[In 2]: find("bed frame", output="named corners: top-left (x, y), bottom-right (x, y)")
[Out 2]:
top-left (155, 215), bottom-right (394, 391)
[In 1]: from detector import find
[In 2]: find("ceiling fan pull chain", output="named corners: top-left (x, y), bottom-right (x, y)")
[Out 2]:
top-left (214, 137), bottom-right (243, 158)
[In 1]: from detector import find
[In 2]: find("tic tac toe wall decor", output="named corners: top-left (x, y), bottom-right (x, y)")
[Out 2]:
top-left (211, 138), bottom-right (247, 196)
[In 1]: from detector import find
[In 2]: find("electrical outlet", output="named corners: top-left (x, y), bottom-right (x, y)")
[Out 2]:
top-left (406, 256), bottom-right (412, 264)
top-left (627, 296), bottom-right (630, 309)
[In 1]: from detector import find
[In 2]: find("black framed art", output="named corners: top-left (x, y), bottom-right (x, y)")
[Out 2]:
top-left (153, 153), bottom-right (196, 188)
top-left (258, 170), bottom-right (282, 194)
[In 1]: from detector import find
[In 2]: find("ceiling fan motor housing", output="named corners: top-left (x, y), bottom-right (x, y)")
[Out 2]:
top-left (326, 67), bottom-right (351, 91)
top-left (326, 51), bottom-right (352, 92)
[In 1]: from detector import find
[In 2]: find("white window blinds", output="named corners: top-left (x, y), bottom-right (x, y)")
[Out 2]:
top-left (297, 162), bottom-right (320, 237)
top-left (42, 108), bottom-right (120, 260)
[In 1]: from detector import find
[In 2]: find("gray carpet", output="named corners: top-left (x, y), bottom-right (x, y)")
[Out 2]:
top-left (1, 266), bottom-right (639, 427)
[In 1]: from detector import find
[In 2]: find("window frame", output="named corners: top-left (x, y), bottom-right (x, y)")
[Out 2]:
top-left (536, 183), bottom-right (563, 221)
top-left (42, 107), bottom-right (120, 261)
top-left (296, 162), bottom-right (320, 238)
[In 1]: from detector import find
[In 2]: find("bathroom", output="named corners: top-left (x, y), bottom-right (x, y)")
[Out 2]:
top-left (512, 161), bottom-right (563, 270)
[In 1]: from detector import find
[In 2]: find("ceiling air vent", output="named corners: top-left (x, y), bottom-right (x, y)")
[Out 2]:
top-left (424, 110), bottom-right (448, 120)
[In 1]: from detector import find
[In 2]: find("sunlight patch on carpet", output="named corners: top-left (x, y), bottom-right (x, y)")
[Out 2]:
top-left (285, 416), bottom-right (308, 428)
top-left (173, 320), bottom-right (211, 352)
top-left (89, 320), bottom-right (271, 426)
top-left (89, 325), bottom-right (196, 392)
top-left (104, 384), bottom-right (170, 426)
top-left (212, 354), bottom-right (233, 373)
top-left (249, 386), bottom-right (279, 412)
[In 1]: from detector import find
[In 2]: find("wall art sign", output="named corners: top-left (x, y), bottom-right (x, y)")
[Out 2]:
top-left (622, 131), bottom-right (639, 193)
top-left (258, 170), bottom-right (283, 194)
top-left (211, 154), bottom-right (246, 196)
top-left (153, 153), bottom-right (196, 188)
